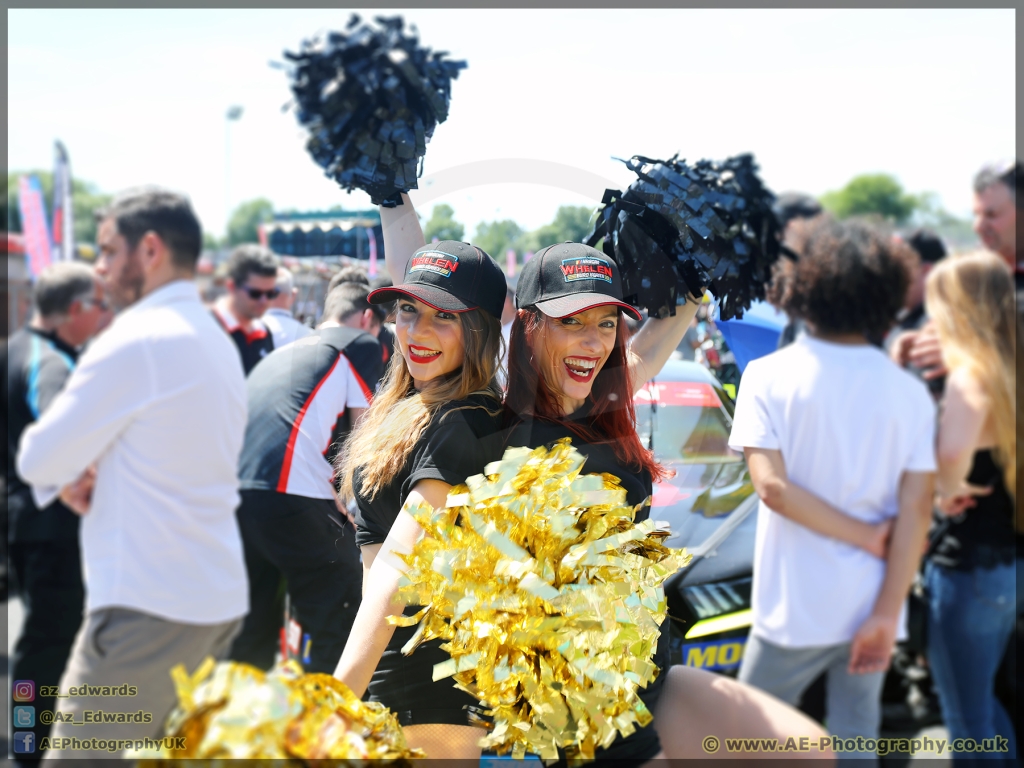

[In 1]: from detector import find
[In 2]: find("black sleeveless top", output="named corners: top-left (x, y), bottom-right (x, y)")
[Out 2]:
top-left (932, 449), bottom-right (1019, 570)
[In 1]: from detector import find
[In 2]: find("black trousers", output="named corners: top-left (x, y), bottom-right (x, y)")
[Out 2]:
top-left (229, 490), bottom-right (362, 674)
top-left (228, 518), bottom-right (286, 671)
top-left (9, 538), bottom-right (85, 757)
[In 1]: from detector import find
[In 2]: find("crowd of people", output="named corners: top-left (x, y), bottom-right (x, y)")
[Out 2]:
top-left (3, 158), bottom-right (1019, 764)
top-left (728, 160), bottom-right (1021, 764)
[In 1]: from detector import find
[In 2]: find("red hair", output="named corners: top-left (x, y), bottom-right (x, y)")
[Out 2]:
top-left (503, 308), bottom-right (666, 482)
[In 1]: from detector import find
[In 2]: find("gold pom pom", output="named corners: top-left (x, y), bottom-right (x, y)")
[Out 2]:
top-left (127, 658), bottom-right (423, 764)
top-left (392, 438), bottom-right (691, 763)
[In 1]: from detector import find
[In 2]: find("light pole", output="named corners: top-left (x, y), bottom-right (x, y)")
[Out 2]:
top-left (225, 105), bottom-right (244, 241)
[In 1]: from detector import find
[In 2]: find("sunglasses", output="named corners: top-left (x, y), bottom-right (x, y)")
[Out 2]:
top-left (241, 286), bottom-right (280, 300)
top-left (81, 297), bottom-right (110, 311)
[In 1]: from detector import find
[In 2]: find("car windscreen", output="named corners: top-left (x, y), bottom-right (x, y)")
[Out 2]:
top-left (634, 381), bottom-right (742, 465)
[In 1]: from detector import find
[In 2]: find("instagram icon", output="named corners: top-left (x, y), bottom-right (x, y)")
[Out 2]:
top-left (13, 680), bottom-right (36, 702)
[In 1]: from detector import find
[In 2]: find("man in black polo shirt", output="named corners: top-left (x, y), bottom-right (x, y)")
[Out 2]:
top-left (212, 245), bottom-right (278, 374)
top-left (228, 282), bottom-right (383, 672)
top-left (2, 262), bottom-right (110, 757)
top-left (891, 228), bottom-right (946, 336)
top-left (884, 228), bottom-right (947, 399)
top-left (326, 265), bottom-right (396, 365)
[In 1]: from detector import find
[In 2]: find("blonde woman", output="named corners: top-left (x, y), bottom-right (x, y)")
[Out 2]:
top-left (924, 250), bottom-right (1020, 760)
top-left (333, 195), bottom-right (507, 760)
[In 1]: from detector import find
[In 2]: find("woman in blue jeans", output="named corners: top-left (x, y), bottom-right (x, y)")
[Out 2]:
top-left (924, 251), bottom-right (1020, 763)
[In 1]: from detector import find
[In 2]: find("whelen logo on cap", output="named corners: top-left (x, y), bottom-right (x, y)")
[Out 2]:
top-left (560, 257), bottom-right (613, 284)
top-left (409, 251), bottom-right (460, 278)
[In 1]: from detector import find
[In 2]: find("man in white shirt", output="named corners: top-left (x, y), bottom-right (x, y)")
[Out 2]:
top-left (262, 266), bottom-right (312, 349)
top-left (728, 216), bottom-right (935, 759)
top-left (17, 188), bottom-right (248, 757)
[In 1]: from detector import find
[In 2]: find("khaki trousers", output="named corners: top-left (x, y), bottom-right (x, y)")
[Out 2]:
top-left (43, 607), bottom-right (241, 759)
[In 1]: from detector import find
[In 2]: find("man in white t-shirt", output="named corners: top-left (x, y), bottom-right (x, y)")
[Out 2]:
top-left (728, 216), bottom-right (935, 757)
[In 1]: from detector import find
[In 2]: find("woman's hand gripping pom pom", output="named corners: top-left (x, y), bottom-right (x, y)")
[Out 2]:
top-left (126, 658), bottom-right (424, 764)
top-left (586, 153), bottom-right (782, 320)
top-left (283, 15), bottom-right (466, 206)
top-left (391, 439), bottom-right (691, 764)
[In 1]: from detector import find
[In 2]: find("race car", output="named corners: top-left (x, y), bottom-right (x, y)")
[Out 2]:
top-left (634, 358), bottom-right (756, 675)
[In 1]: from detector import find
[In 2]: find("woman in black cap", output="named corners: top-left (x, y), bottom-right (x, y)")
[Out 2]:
top-left (333, 194), bottom-right (507, 759)
top-left (504, 244), bottom-right (827, 763)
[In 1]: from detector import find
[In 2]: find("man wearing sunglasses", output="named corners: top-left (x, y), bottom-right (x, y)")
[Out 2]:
top-left (3, 262), bottom-right (109, 757)
top-left (212, 245), bottom-right (279, 375)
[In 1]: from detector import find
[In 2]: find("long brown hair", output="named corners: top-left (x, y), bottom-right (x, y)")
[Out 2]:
top-left (925, 251), bottom-right (1016, 511)
top-left (338, 307), bottom-right (503, 502)
top-left (503, 307), bottom-right (665, 482)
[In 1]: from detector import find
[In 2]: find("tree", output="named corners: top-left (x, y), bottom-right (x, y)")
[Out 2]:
top-left (5, 171), bottom-right (112, 245)
top-left (227, 198), bottom-right (274, 245)
top-left (473, 219), bottom-right (524, 262)
top-left (819, 174), bottom-right (919, 223)
top-left (203, 232), bottom-right (222, 251)
top-left (423, 203), bottom-right (465, 243)
top-left (903, 192), bottom-right (977, 250)
top-left (520, 205), bottom-right (595, 253)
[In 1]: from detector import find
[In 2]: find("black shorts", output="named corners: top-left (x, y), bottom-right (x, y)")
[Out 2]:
top-left (583, 697), bottom-right (663, 765)
top-left (367, 615), bottom-right (483, 727)
top-left (369, 610), bottom-right (670, 758)
top-left (554, 627), bottom-right (670, 766)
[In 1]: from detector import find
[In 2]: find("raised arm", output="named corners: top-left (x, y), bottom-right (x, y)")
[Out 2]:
top-left (381, 193), bottom-right (427, 286)
top-left (627, 297), bottom-right (701, 394)
top-left (848, 470), bottom-right (934, 674)
top-left (744, 447), bottom-right (891, 557)
top-left (333, 478), bottom-right (449, 698)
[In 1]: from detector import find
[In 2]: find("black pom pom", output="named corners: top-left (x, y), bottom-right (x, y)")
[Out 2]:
top-left (283, 15), bottom-right (466, 206)
top-left (585, 154), bottom-right (781, 320)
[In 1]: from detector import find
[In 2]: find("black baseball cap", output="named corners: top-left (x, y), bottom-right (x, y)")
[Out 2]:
top-left (515, 242), bottom-right (642, 320)
top-left (368, 240), bottom-right (506, 319)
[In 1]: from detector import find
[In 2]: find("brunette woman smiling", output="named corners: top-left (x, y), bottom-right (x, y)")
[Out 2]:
top-left (333, 195), bottom-right (507, 760)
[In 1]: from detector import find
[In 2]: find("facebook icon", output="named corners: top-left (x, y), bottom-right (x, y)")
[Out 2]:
top-left (14, 731), bottom-right (36, 754)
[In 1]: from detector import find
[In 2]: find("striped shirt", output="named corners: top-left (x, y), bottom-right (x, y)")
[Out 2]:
top-left (238, 327), bottom-right (383, 499)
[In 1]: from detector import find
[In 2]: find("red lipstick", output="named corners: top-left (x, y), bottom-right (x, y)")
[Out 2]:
top-left (408, 344), bottom-right (441, 364)
top-left (563, 356), bottom-right (600, 383)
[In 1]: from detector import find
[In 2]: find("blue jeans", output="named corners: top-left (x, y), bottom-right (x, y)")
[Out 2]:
top-left (925, 558), bottom-right (1021, 764)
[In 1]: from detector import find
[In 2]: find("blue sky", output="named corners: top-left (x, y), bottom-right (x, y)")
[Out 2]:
top-left (8, 9), bottom-right (1015, 239)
